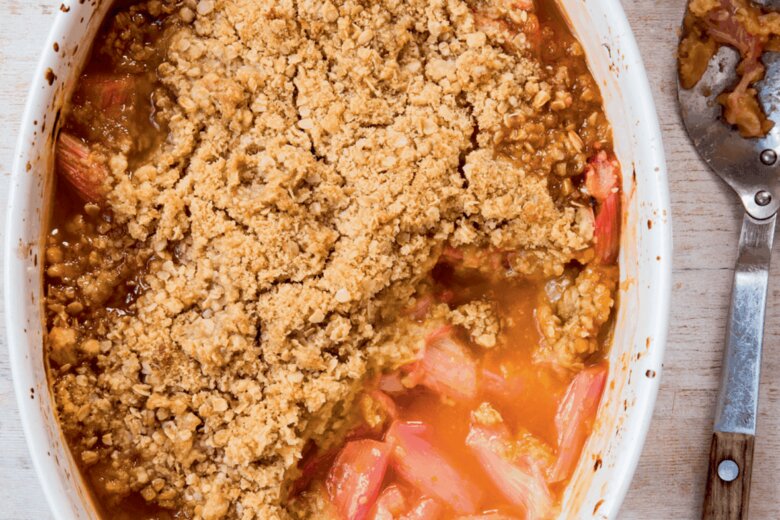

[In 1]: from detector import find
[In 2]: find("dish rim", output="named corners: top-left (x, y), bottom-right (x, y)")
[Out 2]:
top-left (4, 0), bottom-right (673, 517)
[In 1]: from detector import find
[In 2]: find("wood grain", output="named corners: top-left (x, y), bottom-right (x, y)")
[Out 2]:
top-left (1, 1), bottom-right (780, 519)
top-left (703, 432), bottom-right (755, 520)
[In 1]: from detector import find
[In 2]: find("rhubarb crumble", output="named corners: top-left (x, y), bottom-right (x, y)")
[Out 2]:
top-left (679, 0), bottom-right (780, 137)
top-left (44, 0), bottom-right (620, 518)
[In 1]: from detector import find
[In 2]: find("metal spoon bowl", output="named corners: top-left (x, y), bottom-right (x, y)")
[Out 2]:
top-left (679, 47), bottom-right (780, 219)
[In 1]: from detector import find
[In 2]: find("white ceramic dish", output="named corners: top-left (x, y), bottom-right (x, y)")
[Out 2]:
top-left (5, 1), bottom-right (672, 518)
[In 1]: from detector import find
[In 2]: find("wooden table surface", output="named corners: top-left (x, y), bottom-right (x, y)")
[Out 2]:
top-left (2, 1), bottom-right (780, 519)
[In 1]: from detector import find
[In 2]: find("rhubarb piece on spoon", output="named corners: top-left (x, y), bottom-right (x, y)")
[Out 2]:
top-left (679, 0), bottom-right (779, 137)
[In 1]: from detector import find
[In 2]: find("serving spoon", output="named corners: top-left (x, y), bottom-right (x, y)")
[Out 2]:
top-left (678, 2), bottom-right (780, 518)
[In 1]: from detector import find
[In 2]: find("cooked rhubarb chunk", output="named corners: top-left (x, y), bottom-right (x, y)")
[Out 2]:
top-left (401, 497), bottom-right (444, 520)
top-left (326, 440), bottom-right (392, 520)
top-left (379, 371), bottom-right (406, 395)
top-left (584, 151), bottom-right (619, 203)
top-left (584, 151), bottom-right (621, 265)
top-left (414, 325), bottom-right (478, 402)
top-left (466, 420), bottom-right (554, 519)
top-left (79, 74), bottom-right (137, 117)
top-left (594, 192), bottom-right (620, 265)
top-left (480, 368), bottom-right (525, 408)
top-left (55, 132), bottom-right (109, 203)
top-left (455, 514), bottom-right (522, 520)
top-left (386, 421), bottom-right (481, 514)
top-left (369, 486), bottom-right (443, 520)
top-left (549, 365), bottom-right (608, 483)
top-left (369, 485), bottom-right (408, 520)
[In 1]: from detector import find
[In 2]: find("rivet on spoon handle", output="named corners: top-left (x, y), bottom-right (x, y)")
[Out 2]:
top-left (717, 459), bottom-right (739, 482)
top-left (755, 190), bottom-right (772, 206)
top-left (759, 149), bottom-right (777, 166)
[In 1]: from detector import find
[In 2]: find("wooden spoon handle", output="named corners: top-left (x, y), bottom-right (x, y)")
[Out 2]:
top-left (702, 431), bottom-right (755, 520)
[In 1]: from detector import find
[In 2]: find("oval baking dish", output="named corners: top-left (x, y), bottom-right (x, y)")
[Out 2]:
top-left (5, 0), bottom-right (671, 518)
